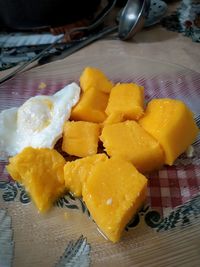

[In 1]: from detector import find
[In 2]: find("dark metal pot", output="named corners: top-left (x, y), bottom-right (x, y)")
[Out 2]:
top-left (0, 0), bottom-right (101, 30)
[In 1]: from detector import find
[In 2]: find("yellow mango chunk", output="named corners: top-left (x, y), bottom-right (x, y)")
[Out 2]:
top-left (70, 87), bottom-right (109, 123)
top-left (64, 154), bottom-right (108, 197)
top-left (62, 121), bottom-right (100, 157)
top-left (6, 147), bottom-right (66, 212)
top-left (80, 66), bottom-right (113, 93)
top-left (139, 98), bottom-right (199, 165)
top-left (100, 121), bottom-right (165, 173)
top-left (82, 157), bottom-right (147, 243)
top-left (103, 112), bottom-right (125, 125)
top-left (105, 83), bottom-right (144, 120)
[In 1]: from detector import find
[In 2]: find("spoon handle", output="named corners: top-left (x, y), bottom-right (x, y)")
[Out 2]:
top-left (61, 25), bottom-right (118, 57)
top-left (0, 25), bottom-right (118, 85)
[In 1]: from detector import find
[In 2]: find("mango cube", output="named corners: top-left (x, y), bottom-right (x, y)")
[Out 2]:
top-left (139, 98), bottom-right (199, 165)
top-left (82, 157), bottom-right (147, 243)
top-left (62, 121), bottom-right (100, 157)
top-left (80, 66), bottom-right (113, 93)
top-left (70, 87), bottom-right (109, 123)
top-left (105, 83), bottom-right (144, 120)
top-left (103, 112), bottom-right (125, 125)
top-left (100, 121), bottom-right (165, 173)
top-left (6, 147), bottom-right (66, 212)
top-left (64, 154), bottom-right (108, 197)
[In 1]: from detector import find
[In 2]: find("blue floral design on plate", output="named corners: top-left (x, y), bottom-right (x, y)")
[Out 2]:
top-left (55, 235), bottom-right (91, 267)
top-left (0, 180), bottom-right (30, 204)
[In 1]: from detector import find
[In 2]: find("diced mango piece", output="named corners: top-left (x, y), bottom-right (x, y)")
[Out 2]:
top-left (82, 157), bottom-right (147, 242)
top-left (100, 121), bottom-right (165, 173)
top-left (6, 147), bottom-right (66, 212)
top-left (80, 66), bottom-right (113, 93)
top-left (139, 98), bottom-right (199, 165)
top-left (62, 121), bottom-right (100, 157)
top-left (70, 87), bottom-right (109, 123)
top-left (105, 83), bottom-right (144, 120)
top-left (103, 112), bottom-right (125, 125)
top-left (64, 154), bottom-right (108, 197)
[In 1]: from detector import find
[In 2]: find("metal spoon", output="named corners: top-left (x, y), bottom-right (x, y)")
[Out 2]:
top-left (118, 0), bottom-right (150, 40)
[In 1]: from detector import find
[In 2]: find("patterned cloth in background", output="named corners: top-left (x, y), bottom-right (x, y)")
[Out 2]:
top-left (162, 0), bottom-right (200, 42)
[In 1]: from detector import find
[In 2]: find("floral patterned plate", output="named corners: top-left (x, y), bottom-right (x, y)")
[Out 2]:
top-left (0, 50), bottom-right (200, 267)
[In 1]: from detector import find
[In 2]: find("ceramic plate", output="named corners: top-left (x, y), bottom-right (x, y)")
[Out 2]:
top-left (0, 52), bottom-right (200, 267)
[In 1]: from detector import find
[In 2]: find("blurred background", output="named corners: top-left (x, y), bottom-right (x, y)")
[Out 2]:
top-left (0, 0), bottom-right (199, 72)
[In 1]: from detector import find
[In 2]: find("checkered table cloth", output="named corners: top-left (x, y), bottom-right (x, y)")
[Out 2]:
top-left (147, 163), bottom-right (200, 216)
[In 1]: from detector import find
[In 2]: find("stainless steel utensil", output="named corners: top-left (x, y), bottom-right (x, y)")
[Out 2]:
top-left (118, 0), bottom-right (150, 40)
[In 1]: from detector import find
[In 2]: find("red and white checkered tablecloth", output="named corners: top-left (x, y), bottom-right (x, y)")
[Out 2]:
top-left (147, 160), bottom-right (200, 216)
